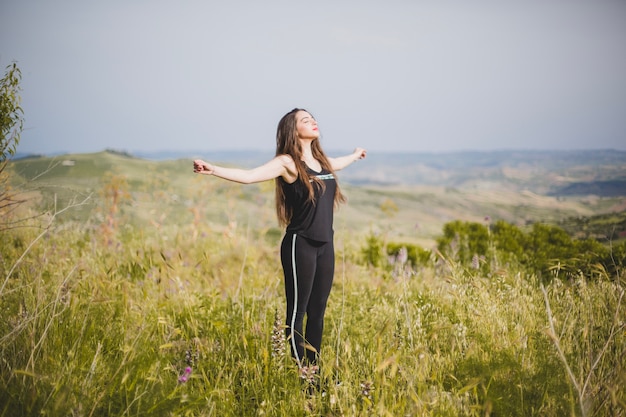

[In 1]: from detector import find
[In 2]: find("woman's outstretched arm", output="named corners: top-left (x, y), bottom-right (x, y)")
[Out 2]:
top-left (193, 154), bottom-right (297, 184)
top-left (328, 148), bottom-right (367, 171)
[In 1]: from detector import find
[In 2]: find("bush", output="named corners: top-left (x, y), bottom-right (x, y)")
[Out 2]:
top-left (386, 242), bottom-right (432, 268)
top-left (436, 219), bottom-right (620, 280)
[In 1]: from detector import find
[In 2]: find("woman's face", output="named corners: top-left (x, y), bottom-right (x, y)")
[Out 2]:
top-left (295, 111), bottom-right (319, 141)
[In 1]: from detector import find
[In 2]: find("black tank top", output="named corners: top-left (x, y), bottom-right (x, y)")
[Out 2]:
top-left (282, 167), bottom-right (336, 242)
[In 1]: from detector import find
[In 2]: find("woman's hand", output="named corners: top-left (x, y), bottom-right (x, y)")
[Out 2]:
top-left (193, 159), bottom-right (214, 175)
top-left (353, 147), bottom-right (367, 161)
top-left (329, 148), bottom-right (367, 171)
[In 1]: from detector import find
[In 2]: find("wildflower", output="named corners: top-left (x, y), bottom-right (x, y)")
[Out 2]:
top-left (300, 365), bottom-right (321, 396)
top-left (185, 349), bottom-right (198, 367)
top-left (299, 365), bottom-right (319, 385)
top-left (360, 381), bottom-right (374, 400)
top-left (397, 247), bottom-right (408, 266)
top-left (182, 341), bottom-right (200, 370)
top-left (271, 309), bottom-right (286, 359)
top-left (471, 254), bottom-right (480, 270)
top-left (178, 366), bottom-right (192, 383)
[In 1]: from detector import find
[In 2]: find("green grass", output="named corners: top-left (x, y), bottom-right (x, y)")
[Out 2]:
top-left (1, 151), bottom-right (625, 416)
top-left (1, 221), bottom-right (624, 416)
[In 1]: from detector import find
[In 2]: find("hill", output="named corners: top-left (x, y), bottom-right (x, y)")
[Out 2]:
top-left (8, 149), bottom-right (626, 247)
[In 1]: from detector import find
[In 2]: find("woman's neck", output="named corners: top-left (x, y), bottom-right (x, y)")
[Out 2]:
top-left (299, 140), bottom-right (322, 171)
top-left (299, 140), bottom-right (314, 160)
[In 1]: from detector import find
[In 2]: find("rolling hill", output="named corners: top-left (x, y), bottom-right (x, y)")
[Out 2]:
top-left (8, 149), bottom-right (626, 247)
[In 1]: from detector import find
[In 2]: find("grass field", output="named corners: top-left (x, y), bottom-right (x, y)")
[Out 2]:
top-left (1, 151), bottom-right (625, 416)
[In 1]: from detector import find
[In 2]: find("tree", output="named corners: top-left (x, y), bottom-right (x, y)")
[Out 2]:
top-left (492, 220), bottom-right (526, 264)
top-left (437, 220), bottom-right (489, 266)
top-left (0, 62), bottom-right (25, 229)
top-left (0, 62), bottom-right (24, 162)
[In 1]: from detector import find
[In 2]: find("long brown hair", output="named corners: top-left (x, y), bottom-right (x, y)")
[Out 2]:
top-left (275, 108), bottom-right (346, 226)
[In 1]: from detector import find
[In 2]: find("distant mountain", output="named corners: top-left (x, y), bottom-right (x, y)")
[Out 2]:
top-left (335, 149), bottom-right (626, 194)
top-left (550, 180), bottom-right (626, 197)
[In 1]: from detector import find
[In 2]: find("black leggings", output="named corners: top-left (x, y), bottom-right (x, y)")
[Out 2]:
top-left (280, 233), bottom-right (335, 366)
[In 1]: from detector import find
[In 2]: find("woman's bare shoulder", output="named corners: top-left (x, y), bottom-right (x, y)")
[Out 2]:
top-left (275, 154), bottom-right (296, 170)
top-left (275, 154), bottom-right (298, 182)
top-left (275, 154), bottom-right (294, 164)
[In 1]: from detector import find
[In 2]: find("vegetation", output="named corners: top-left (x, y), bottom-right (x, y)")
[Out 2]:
top-left (0, 62), bottom-right (23, 162)
top-left (1, 151), bottom-right (625, 416)
top-left (433, 219), bottom-right (625, 279)
top-left (1, 62), bottom-right (26, 232)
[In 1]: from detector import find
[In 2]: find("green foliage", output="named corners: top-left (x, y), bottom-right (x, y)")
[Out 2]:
top-left (436, 219), bottom-right (621, 280)
top-left (491, 219), bottom-right (526, 262)
top-left (1, 152), bottom-right (625, 416)
top-left (0, 62), bottom-right (24, 162)
top-left (437, 220), bottom-right (490, 265)
top-left (379, 197), bottom-right (399, 218)
top-left (604, 240), bottom-right (626, 276)
top-left (361, 232), bottom-right (385, 267)
top-left (557, 211), bottom-right (626, 242)
top-left (2, 221), bottom-right (624, 416)
top-left (0, 62), bottom-right (26, 232)
top-left (386, 241), bottom-right (432, 267)
top-left (523, 223), bottom-right (610, 279)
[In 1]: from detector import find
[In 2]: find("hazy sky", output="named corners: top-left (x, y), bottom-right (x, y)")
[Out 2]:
top-left (1, 0), bottom-right (625, 155)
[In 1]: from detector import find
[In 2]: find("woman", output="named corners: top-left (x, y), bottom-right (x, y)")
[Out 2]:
top-left (193, 108), bottom-right (366, 375)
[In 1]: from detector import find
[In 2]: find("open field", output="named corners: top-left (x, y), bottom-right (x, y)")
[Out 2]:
top-left (1, 150), bottom-right (625, 416)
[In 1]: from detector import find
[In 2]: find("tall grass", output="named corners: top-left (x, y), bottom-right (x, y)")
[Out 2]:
top-left (1, 208), bottom-right (625, 416)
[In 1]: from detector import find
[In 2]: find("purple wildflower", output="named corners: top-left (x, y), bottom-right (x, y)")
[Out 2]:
top-left (178, 366), bottom-right (192, 383)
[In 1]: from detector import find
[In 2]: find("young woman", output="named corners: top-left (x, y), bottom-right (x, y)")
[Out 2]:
top-left (193, 108), bottom-right (366, 375)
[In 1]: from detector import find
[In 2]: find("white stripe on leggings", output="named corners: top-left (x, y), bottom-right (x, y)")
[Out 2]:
top-left (289, 233), bottom-right (302, 368)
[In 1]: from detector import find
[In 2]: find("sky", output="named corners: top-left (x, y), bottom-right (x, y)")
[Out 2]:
top-left (1, 0), bottom-right (626, 156)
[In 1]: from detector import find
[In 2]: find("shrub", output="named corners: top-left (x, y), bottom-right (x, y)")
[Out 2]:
top-left (436, 219), bottom-right (620, 280)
